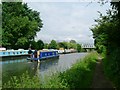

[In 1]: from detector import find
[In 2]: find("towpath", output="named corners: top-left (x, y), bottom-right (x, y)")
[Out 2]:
top-left (91, 57), bottom-right (114, 88)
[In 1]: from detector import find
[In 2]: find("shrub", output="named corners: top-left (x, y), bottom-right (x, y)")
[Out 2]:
top-left (103, 48), bottom-right (120, 88)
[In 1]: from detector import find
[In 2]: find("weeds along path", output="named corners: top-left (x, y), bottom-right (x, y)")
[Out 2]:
top-left (91, 58), bottom-right (113, 88)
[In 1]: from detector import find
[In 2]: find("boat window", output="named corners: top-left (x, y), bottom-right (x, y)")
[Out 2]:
top-left (3, 52), bottom-right (5, 54)
top-left (52, 52), bottom-right (54, 55)
top-left (48, 53), bottom-right (50, 55)
top-left (8, 52), bottom-right (10, 54)
top-left (13, 52), bottom-right (15, 54)
top-left (17, 52), bottom-right (18, 54)
top-left (20, 52), bottom-right (22, 54)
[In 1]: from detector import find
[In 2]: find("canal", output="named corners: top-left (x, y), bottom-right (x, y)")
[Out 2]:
top-left (1, 53), bottom-right (87, 84)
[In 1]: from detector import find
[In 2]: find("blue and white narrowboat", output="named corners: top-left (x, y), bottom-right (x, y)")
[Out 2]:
top-left (27, 50), bottom-right (59, 61)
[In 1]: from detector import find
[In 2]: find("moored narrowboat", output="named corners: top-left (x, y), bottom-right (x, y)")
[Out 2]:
top-left (0, 49), bottom-right (30, 58)
top-left (27, 50), bottom-right (59, 61)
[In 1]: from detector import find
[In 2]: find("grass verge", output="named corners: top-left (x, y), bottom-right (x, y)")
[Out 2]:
top-left (3, 71), bottom-right (41, 88)
top-left (42, 52), bottom-right (98, 88)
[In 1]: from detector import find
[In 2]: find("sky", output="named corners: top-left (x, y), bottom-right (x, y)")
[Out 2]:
top-left (24, 1), bottom-right (111, 44)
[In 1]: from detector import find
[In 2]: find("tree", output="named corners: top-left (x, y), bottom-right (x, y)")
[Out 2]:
top-left (77, 44), bottom-right (81, 52)
top-left (44, 43), bottom-right (48, 49)
top-left (68, 42), bottom-right (77, 49)
top-left (91, 1), bottom-right (120, 88)
top-left (2, 2), bottom-right (43, 49)
top-left (70, 40), bottom-right (76, 43)
top-left (58, 42), bottom-right (68, 49)
top-left (0, 4), bottom-right (2, 47)
top-left (111, 2), bottom-right (120, 19)
top-left (91, 8), bottom-right (120, 54)
top-left (31, 41), bottom-right (38, 50)
top-left (37, 40), bottom-right (44, 50)
top-left (48, 40), bottom-right (57, 49)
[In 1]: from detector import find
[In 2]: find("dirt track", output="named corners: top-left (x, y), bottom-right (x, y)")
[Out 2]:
top-left (91, 58), bottom-right (114, 88)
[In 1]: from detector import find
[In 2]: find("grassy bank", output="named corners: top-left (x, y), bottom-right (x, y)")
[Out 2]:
top-left (3, 52), bottom-right (98, 88)
top-left (43, 52), bottom-right (98, 88)
top-left (3, 71), bottom-right (41, 88)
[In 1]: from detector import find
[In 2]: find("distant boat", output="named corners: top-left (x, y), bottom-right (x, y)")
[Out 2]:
top-left (27, 50), bottom-right (59, 61)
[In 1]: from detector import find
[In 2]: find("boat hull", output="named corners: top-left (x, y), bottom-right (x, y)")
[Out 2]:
top-left (27, 55), bottom-right (59, 61)
top-left (27, 50), bottom-right (59, 62)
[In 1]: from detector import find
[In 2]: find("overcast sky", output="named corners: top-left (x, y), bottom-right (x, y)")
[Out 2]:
top-left (25, 1), bottom-right (111, 44)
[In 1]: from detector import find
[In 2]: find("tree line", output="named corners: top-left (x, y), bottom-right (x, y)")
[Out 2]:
top-left (91, 1), bottom-right (120, 88)
top-left (30, 39), bottom-right (82, 52)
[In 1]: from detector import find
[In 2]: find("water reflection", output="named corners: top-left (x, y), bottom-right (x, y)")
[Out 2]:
top-left (2, 57), bottom-right (59, 84)
top-left (1, 53), bottom-right (87, 84)
top-left (40, 59), bottom-right (59, 71)
top-left (2, 59), bottom-right (25, 64)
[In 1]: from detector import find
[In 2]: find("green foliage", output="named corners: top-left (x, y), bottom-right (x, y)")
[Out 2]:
top-left (48, 40), bottom-right (58, 49)
top-left (0, 4), bottom-right (1, 47)
top-left (41, 72), bottom-right (66, 88)
top-left (37, 39), bottom-right (44, 50)
top-left (58, 41), bottom-right (81, 51)
top-left (58, 52), bottom-right (98, 88)
top-left (31, 40), bottom-right (38, 50)
top-left (58, 42), bottom-right (68, 49)
top-left (69, 40), bottom-right (76, 43)
top-left (30, 39), bottom-right (44, 50)
top-left (3, 71), bottom-right (41, 88)
top-left (111, 2), bottom-right (120, 19)
top-left (91, 2), bottom-right (120, 88)
top-left (44, 43), bottom-right (48, 49)
top-left (2, 2), bottom-right (43, 49)
top-left (42, 52), bottom-right (98, 88)
top-left (103, 48), bottom-right (120, 88)
top-left (68, 42), bottom-right (77, 49)
top-left (76, 44), bottom-right (81, 52)
top-left (38, 39), bottom-right (82, 50)
top-left (0, 28), bottom-right (2, 46)
top-left (29, 39), bottom-right (81, 50)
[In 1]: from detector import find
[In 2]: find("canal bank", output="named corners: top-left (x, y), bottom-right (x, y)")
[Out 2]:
top-left (42, 52), bottom-right (98, 88)
top-left (2, 52), bottom-right (99, 88)
top-left (2, 53), bottom-right (87, 85)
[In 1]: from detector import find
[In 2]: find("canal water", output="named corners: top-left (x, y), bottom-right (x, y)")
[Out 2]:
top-left (1, 53), bottom-right (87, 84)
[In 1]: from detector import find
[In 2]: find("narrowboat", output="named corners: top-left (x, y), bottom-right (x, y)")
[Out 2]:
top-left (27, 50), bottom-right (59, 61)
top-left (0, 49), bottom-right (30, 58)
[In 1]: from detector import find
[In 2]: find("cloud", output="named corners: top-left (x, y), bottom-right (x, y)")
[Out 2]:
top-left (27, 2), bottom-right (110, 44)
top-left (24, 0), bottom-right (110, 2)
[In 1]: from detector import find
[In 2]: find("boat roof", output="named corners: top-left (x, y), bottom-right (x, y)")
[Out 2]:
top-left (39, 50), bottom-right (58, 52)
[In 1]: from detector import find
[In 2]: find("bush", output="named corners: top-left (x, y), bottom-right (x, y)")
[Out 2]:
top-left (103, 48), bottom-right (120, 88)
